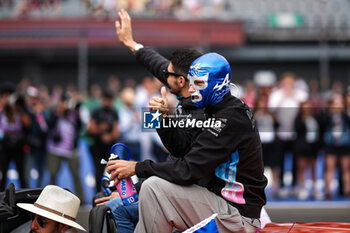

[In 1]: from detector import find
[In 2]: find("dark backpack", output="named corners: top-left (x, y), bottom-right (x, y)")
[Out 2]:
top-left (0, 183), bottom-right (42, 233)
top-left (89, 205), bottom-right (118, 233)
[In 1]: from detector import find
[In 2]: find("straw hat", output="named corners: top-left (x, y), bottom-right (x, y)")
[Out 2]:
top-left (17, 185), bottom-right (86, 232)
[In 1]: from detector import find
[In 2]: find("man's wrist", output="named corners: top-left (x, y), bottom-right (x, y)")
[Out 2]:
top-left (133, 43), bottom-right (144, 54)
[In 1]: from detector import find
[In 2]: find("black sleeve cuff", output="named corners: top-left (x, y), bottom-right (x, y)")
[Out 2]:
top-left (135, 161), bottom-right (149, 178)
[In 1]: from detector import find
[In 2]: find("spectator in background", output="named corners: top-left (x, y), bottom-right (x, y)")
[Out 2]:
top-left (0, 83), bottom-right (30, 190)
top-left (79, 83), bottom-right (102, 144)
top-left (323, 93), bottom-right (350, 199)
top-left (118, 86), bottom-right (141, 161)
top-left (50, 84), bottom-right (64, 108)
top-left (38, 84), bottom-right (51, 108)
top-left (254, 95), bottom-right (279, 199)
top-left (268, 72), bottom-right (308, 198)
top-left (322, 80), bottom-right (344, 103)
top-left (253, 70), bottom-right (276, 100)
top-left (107, 75), bottom-right (121, 94)
top-left (107, 75), bottom-right (124, 111)
top-left (83, 84), bottom-right (102, 115)
top-left (15, 0), bottom-right (61, 18)
top-left (46, 95), bottom-right (84, 202)
top-left (210, 0), bottom-right (226, 17)
top-left (87, 90), bottom-right (120, 192)
top-left (308, 79), bottom-right (323, 114)
top-left (242, 80), bottom-right (257, 109)
top-left (176, 0), bottom-right (202, 18)
top-left (82, 84), bottom-right (101, 115)
top-left (25, 85), bottom-right (50, 188)
top-left (16, 77), bottom-right (32, 96)
top-left (66, 83), bottom-right (82, 109)
top-left (294, 100), bottom-right (322, 200)
top-left (123, 77), bottom-right (137, 89)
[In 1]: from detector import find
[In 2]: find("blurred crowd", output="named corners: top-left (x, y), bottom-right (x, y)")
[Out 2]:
top-left (0, 0), bottom-right (237, 19)
top-left (1, 72), bottom-right (350, 202)
top-left (83, 0), bottom-right (227, 19)
top-left (242, 71), bottom-right (350, 201)
top-left (0, 75), bottom-right (174, 202)
top-left (0, 0), bottom-right (62, 17)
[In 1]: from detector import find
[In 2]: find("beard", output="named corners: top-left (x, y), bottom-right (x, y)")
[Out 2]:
top-left (169, 89), bottom-right (180, 97)
top-left (168, 84), bottom-right (182, 97)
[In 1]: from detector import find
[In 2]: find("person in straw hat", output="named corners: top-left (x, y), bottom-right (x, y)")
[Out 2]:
top-left (17, 185), bottom-right (86, 233)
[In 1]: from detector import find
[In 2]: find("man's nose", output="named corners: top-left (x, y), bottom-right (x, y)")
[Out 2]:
top-left (189, 85), bottom-right (195, 93)
top-left (30, 218), bottom-right (38, 231)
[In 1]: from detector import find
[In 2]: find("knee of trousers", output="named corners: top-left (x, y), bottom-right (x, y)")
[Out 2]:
top-left (139, 176), bottom-right (169, 198)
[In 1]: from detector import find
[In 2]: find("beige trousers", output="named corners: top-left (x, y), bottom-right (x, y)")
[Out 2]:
top-left (134, 176), bottom-right (258, 233)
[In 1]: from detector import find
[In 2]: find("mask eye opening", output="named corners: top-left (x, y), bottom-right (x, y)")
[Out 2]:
top-left (194, 80), bottom-right (205, 87)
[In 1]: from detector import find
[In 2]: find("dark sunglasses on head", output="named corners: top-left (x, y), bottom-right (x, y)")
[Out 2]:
top-left (31, 214), bottom-right (48, 228)
top-left (162, 69), bottom-right (184, 79)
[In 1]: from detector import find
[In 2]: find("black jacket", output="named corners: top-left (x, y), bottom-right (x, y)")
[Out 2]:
top-left (136, 47), bottom-right (204, 157)
top-left (136, 94), bottom-right (267, 218)
top-left (136, 46), bottom-right (169, 88)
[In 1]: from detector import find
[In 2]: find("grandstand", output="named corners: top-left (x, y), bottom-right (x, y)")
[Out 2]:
top-left (1, 0), bottom-right (350, 91)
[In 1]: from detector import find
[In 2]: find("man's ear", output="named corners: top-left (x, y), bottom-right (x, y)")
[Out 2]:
top-left (178, 76), bottom-right (187, 88)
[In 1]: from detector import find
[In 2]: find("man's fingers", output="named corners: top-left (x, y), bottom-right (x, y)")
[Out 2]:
top-left (161, 86), bottom-right (167, 101)
top-left (94, 196), bottom-right (110, 203)
top-left (110, 172), bottom-right (118, 181)
top-left (149, 106), bottom-right (168, 113)
top-left (118, 10), bottom-right (123, 21)
top-left (149, 94), bottom-right (169, 112)
top-left (115, 21), bottom-right (120, 32)
top-left (120, 9), bottom-right (130, 26)
top-left (149, 99), bottom-right (164, 106)
top-left (109, 172), bottom-right (121, 182)
top-left (161, 86), bottom-right (168, 107)
top-left (126, 11), bottom-right (131, 20)
top-left (152, 96), bottom-right (163, 102)
top-left (121, 8), bottom-right (130, 20)
top-left (149, 97), bottom-right (164, 106)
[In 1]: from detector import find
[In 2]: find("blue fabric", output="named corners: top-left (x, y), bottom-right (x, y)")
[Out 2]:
top-left (183, 214), bottom-right (219, 233)
top-left (193, 218), bottom-right (219, 233)
top-left (106, 197), bottom-right (139, 233)
top-left (188, 53), bottom-right (231, 108)
top-left (215, 150), bottom-right (246, 204)
top-left (324, 115), bottom-right (350, 146)
top-left (105, 196), bottom-right (123, 210)
top-left (114, 202), bottom-right (139, 233)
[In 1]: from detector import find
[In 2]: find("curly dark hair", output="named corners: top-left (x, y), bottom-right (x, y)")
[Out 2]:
top-left (169, 48), bottom-right (203, 78)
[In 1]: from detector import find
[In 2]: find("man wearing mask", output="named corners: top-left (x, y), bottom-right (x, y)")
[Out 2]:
top-left (107, 53), bottom-right (267, 233)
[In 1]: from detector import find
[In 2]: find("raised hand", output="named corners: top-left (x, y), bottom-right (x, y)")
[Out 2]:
top-left (115, 9), bottom-right (137, 52)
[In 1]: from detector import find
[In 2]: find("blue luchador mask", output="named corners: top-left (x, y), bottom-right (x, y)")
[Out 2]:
top-left (187, 53), bottom-right (231, 108)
